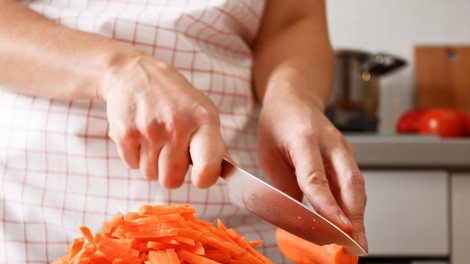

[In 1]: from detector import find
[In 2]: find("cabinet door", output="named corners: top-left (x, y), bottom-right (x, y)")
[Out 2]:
top-left (451, 172), bottom-right (470, 264)
top-left (363, 170), bottom-right (449, 256)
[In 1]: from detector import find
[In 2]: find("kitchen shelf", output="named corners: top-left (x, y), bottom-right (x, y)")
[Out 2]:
top-left (346, 134), bottom-right (470, 169)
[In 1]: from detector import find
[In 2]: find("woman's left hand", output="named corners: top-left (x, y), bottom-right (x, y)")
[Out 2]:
top-left (257, 90), bottom-right (368, 250)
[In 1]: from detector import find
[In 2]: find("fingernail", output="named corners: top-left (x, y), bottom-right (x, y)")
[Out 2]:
top-left (339, 214), bottom-right (352, 228)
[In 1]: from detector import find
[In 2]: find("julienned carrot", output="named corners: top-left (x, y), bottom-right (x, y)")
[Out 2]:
top-left (177, 249), bottom-right (220, 264)
top-left (148, 249), bottom-right (180, 264)
top-left (52, 204), bottom-right (273, 264)
top-left (276, 228), bottom-right (358, 264)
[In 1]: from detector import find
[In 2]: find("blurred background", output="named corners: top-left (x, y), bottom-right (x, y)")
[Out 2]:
top-left (325, 0), bottom-right (470, 133)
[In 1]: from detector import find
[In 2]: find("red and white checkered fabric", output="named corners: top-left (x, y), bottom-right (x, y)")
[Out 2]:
top-left (0, 0), bottom-right (291, 263)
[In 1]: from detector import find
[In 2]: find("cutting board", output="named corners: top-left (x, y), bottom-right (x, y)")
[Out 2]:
top-left (415, 45), bottom-right (470, 112)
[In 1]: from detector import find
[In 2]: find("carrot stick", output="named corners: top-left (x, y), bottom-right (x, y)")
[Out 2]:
top-left (139, 204), bottom-right (196, 216)
top-left (276, 228), bottom-right (358, 264)
top-left (79, 226), bottom-right (94, 243)
top-left (177, 249), bottom-right (221, 264)
top-left (165, 248), bottom-right (181, 264)
top-left (50, 255), bottom-right (68, 264)
top-left (52, 204), bottom-right (272, 263)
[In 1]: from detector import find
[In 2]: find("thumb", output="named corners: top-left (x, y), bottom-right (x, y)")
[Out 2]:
top-left (189, 123), bottom-right (226, 188)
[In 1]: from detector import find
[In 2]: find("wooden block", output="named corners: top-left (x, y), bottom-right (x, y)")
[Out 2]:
top-left (415, 45), bottom-right (470, 112)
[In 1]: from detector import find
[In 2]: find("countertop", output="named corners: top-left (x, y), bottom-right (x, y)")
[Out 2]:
top-left (346, 134), bottom-right (470, 169)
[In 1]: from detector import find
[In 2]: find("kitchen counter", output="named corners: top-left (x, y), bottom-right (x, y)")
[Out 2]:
top-left (346, 134), bottom-right (470, 169)
top-left (345, 134), bottom-right (470, 263)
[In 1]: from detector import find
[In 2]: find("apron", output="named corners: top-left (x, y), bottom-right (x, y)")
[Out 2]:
top-left (0, 0), bottom-right (290, 263)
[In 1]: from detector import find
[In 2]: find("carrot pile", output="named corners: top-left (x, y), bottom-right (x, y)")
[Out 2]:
top-left (276, 228), bottom-right (358, 264)
top-left (52, 204), bottom-right (273, 264)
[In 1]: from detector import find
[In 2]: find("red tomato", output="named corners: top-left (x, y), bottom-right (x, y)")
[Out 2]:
top-left (466, 113), bottom-right (470, 135)
top-left (396, 108), bottom-right (429, 134)
top-left (419, 108), bottom-right (467, 138)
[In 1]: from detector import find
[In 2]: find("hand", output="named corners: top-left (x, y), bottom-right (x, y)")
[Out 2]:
top-left (257, 91), bottom-right (368, 250)
top-left (99, 53), bottom-right (226, 188)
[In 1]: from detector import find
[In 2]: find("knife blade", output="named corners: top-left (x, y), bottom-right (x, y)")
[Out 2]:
top-left (220, 158), bottom-right (367, 256)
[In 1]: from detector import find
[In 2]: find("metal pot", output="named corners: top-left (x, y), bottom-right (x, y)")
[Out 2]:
top-left (325, 49), bottom-right (407, 132)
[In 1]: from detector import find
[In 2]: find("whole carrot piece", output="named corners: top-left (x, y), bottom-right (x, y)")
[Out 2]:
top-left (276, 228), bottom-right (358, 264)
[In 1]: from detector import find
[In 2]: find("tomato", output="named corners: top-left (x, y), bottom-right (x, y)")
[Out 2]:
top-left (396, 108), bottom-right (429, 134)
top-left (466, 113), bottom-right (470, 135)
top-left (419, 108), bottom-right (467, 138)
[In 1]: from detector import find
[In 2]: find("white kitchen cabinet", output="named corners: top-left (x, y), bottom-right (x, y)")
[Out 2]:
top-left (451, 172), bottom-right (470, 264)
top-left (363, 170), bottom-right (449, 257)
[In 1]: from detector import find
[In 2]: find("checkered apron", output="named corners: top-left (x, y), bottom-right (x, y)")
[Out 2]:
top-left (0, 0), bottom-right (291, 263)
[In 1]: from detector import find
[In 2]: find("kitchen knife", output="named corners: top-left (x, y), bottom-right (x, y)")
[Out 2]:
top-left (220, 158), bottom-right (368, 256)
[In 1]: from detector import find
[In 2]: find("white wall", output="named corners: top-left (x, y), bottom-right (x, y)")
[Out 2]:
top-left (326, 0), bottom-right (470, 133)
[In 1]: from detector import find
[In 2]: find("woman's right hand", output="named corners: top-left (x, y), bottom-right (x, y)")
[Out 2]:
top-left (0, 0), bottom-right (225, 189)
top-left (99, 53), bottom-right (226, 188)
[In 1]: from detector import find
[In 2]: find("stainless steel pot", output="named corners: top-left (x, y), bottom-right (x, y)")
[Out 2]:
top-left (326, 49), bottom-right (407, 132)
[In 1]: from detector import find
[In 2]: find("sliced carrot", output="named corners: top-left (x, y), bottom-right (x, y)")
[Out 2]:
top-left (94, 234), bottom-right (141, 263)
top-left (89, 253), bottom-right (110, 264)
top-left (68, 243), bottom-right (96, 264)
top-left (139, 204), bottom-right (196, 217)
top-left (111, 259), bottom-right (128, 264)
top-left (79, 226), bottom-right (94, 243)
top-left (174, 236), bottom-right (195, 246)
top-left (225, 228), bottom-right (241, 241)
top-left (165, 248), bottom-right (181, 264)
top-left (276, 228), bottom-right (358, 264)
top-left (148, 250), bottom-right (170, 264)
top-left (102, 212), bottom-right (124, 238)
top-left (50, 255), bottom-right (68, 264)
top-left (204, 249), bottom-right (232, 263)
top-left (177, 249), bottom-right (221, 264)
top-left (53, 204), bottom-right (271, 264)
top-left (67, 237), bottom-right (85, 259)
top-left (248, 240), bottom-right (263, 248)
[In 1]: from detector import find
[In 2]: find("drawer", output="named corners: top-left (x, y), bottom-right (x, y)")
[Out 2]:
top-left (362, 170), bottom-right (449, 256)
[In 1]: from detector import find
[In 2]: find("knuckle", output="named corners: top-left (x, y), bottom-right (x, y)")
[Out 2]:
top-left (325, 126), bottom-right (345, 143)
top-left (343, 169), bottom-right (366, 189)
top-left (303, 170), bottom-right (329, 187)
top-left (163, 113), bottom-right (181, 134)
top-left (140, 121), bottom-right (165, 142)
top-left (122, 128), bottom-right (140, 142)
top-left (325, 123), bottom-right (341, 134)
top-left (109, 124), bottom-right (139, 144)
top-left (192, 104), bottom-right (219, 126)
top-left (349, 210), bottom-right (366, 224)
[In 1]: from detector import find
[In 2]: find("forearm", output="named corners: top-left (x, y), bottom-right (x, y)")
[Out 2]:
top-left (0, 0), bottom-right (137, 100)
top-left (253, 0), bottom-right (334, 111)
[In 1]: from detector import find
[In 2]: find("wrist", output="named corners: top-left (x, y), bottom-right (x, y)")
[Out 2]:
top-left (262, 83), bottom-right (327, 113)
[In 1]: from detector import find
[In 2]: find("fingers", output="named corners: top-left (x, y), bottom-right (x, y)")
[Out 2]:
top-left (139, 140), bottom-right (160, 180)
top-left (328, 141), bottom-right (368, 250)
top-left (108, 126), bottom-right (140, 169)
top-left (158, 137), bottom-right (190, 189)
top-left (258, 144), bottom-right (303, 201)
top-left (189, 123), bottom-right (226, 188)
top-left (109, 109), bottom-right (225, 188)
top-left (136, 120), bottom-right (165, 180)
top-left (291, 137), bottom-right (353, 233)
